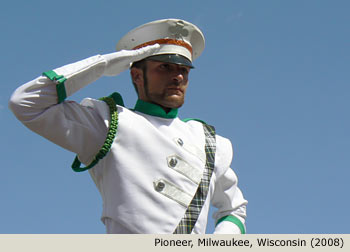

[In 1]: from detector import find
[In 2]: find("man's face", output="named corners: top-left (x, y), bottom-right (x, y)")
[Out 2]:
top-left (131, 60), bottom-right (191, 112)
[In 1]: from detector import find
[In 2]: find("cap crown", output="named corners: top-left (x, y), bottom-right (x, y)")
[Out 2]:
top-left (116, 19), bottom-right (205, 63)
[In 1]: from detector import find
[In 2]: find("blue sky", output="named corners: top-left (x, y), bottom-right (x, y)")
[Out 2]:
top-left (1, 0), bottom-right (349, 233)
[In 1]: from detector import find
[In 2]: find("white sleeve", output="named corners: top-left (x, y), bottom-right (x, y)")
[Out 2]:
top-left (212, 168), bottom-right (247, 234)
top-left (211, 136), bottom-right (248, 234)
top-left (8, 55), bottom-right (111, 164)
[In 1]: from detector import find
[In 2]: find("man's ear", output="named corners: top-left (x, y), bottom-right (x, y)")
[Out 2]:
top-left (130, 67), bottom-right (143, 85)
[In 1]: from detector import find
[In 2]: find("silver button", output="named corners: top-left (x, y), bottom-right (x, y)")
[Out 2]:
top-left (155, 182), bottom-right (165, 192)
top-left (177, 138), bottom-right (184, 146)
top-left (168, 157), bottom-right (178, 167)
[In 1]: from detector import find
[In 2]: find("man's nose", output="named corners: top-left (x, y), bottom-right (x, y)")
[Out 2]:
top-left (172, 71), bottom-right (184, 84)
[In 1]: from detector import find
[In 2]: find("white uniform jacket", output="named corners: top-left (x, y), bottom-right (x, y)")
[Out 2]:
top-left (9, 55), bottom-right (247, 234)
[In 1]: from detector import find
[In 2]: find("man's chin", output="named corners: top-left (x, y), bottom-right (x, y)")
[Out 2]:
top-left (162, 99), bottom-right (184, 109)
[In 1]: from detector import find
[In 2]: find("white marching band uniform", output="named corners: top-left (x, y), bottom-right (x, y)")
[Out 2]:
top-left (9, 19), bottom-right (247, 234)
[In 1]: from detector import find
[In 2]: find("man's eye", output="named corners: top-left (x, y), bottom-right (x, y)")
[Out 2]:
top-left (159, 64), bottom-right (171, 70)
top-left (181, 67), bottom-right (189, 74)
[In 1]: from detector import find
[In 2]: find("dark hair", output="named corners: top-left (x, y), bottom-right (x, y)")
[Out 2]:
top-left (130, 59), bottom-right (147, 95)
top-left (131, 59), bottom-right (147, 69)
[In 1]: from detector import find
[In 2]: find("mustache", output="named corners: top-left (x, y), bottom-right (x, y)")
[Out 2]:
top-left (166, 80), bottom-right (185, 88)
top-left (166, 85), bottom-right (184, 93)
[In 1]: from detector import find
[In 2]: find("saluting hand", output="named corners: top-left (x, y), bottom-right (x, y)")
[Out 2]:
top-left (103, 44), bottom-right (160, 76)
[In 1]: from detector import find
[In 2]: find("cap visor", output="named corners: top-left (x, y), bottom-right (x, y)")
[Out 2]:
top-left (146, 54), bottom-right (194, 68)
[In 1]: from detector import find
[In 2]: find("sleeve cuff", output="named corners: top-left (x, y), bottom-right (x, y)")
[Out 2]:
top-left (216, 215), bottom-right (246, 234)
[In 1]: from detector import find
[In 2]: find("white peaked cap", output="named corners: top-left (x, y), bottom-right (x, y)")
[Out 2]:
top-left (116, 19), bottom-right (205, 67)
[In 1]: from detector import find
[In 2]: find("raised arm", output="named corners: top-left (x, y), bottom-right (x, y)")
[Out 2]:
top-left (9, 45), bottom-right (160, 164)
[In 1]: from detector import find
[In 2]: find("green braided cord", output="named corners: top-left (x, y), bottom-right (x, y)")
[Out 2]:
top-left (71, 97), bottom-right (118, 172)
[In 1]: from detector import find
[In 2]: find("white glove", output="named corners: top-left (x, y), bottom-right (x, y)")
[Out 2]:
top-left (103, 44), bottom-right (160, 76)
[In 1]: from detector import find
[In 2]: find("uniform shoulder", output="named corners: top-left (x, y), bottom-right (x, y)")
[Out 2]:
top-left (183, 118), bottom-right (234, 176)
top-left (80, 92), bottom-right (125, 108)
top-left (215, 134), bottom-right (234, 176)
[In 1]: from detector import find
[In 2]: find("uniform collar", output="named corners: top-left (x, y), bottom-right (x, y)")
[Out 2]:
top-left (134, 99), bottom-right (178, 119)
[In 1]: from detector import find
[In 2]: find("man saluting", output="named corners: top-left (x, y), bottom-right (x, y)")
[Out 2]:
top-left (9, 19), bottom-right (247, 234)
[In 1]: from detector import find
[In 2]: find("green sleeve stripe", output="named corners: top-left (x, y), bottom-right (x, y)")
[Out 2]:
top-left (216, 215), bottom-right (246, 234)
top-left (42, 70), bottom-right (61, 81)
top-left (56, 82), bottom-right (67, 103)
top-left (42, 70), bottom-right (67, 103)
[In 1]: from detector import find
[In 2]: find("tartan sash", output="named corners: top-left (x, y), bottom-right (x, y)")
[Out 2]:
top-left (173, 123), bottom-right (216, 234)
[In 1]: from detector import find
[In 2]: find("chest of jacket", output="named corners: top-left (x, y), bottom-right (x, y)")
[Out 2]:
top-left (88, 106), bottom-right (210, 233)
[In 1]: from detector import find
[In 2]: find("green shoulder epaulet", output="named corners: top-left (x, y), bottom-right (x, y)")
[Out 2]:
top-left (71, 92), bottom-right (124, 172)
top-left (182, 118), bottom-right (207, 124)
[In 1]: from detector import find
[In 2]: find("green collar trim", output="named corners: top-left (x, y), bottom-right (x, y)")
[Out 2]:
top-left (134, 99), bottom-right (178, 119)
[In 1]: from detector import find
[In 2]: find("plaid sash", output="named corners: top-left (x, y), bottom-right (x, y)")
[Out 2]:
top-left (173, 123), bottom-right (216, 234)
